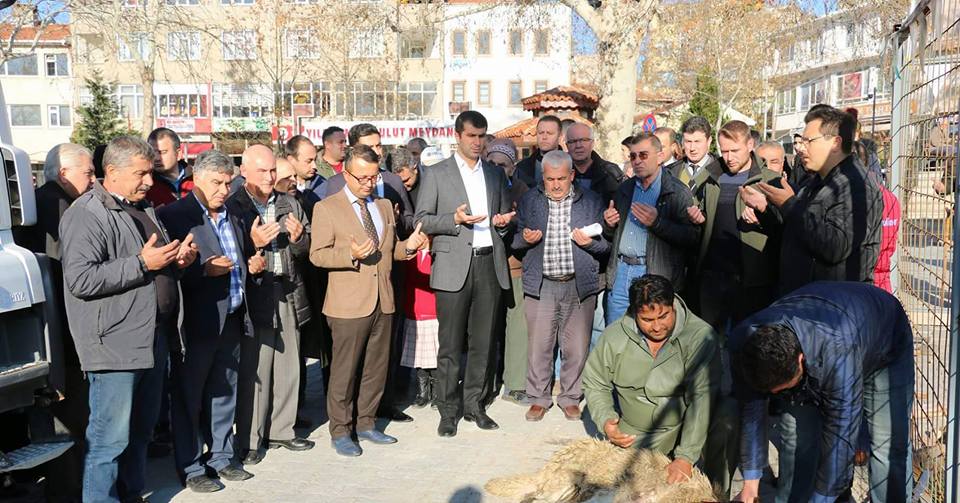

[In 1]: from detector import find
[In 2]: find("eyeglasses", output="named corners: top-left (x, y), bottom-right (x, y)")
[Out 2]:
top-left (566, 137), bottom-right (592, 146)
top-left (794, 134), bottom-right (832, 147)
top-left (628, 151), bottom-right (651, 161)
top-left (345, 170), bottom-right (379, 185)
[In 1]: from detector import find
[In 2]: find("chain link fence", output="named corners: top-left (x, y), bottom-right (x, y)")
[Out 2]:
top-left (887, 0), bottom-right (959, 500)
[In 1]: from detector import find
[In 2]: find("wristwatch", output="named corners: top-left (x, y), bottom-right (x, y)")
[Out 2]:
top-left (136, 253), bottom-right (147, 272)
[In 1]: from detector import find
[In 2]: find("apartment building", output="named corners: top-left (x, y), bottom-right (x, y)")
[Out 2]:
top-left (0, 24), bottom-right (74, 164)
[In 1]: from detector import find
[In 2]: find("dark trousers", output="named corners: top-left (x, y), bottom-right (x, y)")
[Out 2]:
top-left (434, 253), bottom-right (504, 419)
top-left (326, 306), bottom-right (392, 439)
top-left (171, 312), bottom-right (242, 481)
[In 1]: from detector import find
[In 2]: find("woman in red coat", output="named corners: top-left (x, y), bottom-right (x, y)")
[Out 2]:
top-left (400, 241), bottom-right (439, 408)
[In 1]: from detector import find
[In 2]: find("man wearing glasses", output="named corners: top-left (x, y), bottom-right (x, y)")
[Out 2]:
top-left (744, 105), bottom-right (881, 295)
top-left (565, 123), bottom-right (624, 205)
top-left (601, 132), bottom-right (700, 325)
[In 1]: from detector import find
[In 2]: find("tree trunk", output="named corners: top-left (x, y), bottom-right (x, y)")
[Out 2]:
top-left (141, 65), bottom-right (155, 137)
top-left (593, 38), bottom-right (641, 161)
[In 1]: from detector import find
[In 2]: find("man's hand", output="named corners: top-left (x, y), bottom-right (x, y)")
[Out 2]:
top-left (454, 203), bottom-right (486, 225)
top-left (756, 181), bottom-right (795, 208)
top-left (602, 418), bottom-right (636, 449)
top-left (405, 222), bottom-right (427, 252)
top-left (491, 211), bottom-right (516, 228)
top-left (251, 215), bottom-right (281, 248)
top-left (631, 203), bottom-right (658, 227)
top-left (522, 228), bottom-right (543, 245)
top-left (739, 185), bottom-right (768, 212)
top-left (350, 234), bottom-right (377, 260)
top-left (203, 255), bottom-right (235, 277)
top-left (665, 458), bottom-right (693, 484)
top-left (603, 201), bottom-right (620, 227)
top-left (571, 228), bottom-right (593, 247)
top-left (687, 205), bottom-right (705, 225)
top-left (175, 233), bottom-right (199, 269)
top-left (247, 250), bottom-right (267, 275)
top-left (733, 479), bottom-right (760, 502)
top-left (394, 202), bottom-right (401, 218)
top-left (741, 207), bottom-right (759, 225)
top-left (141, 233), bottom-right (180, 271)
top-left (284, 214), bottom-right (304, 242)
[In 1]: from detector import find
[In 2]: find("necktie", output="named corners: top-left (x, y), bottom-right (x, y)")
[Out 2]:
top-left (355, 199), bottom-right (380, 248)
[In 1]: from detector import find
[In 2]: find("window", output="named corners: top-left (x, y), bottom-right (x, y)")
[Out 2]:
top-left (452, 30), bottom-right (465, 57)
top-left (534, 80), bottom-right (548, 94)
top-left (1, 54), bottom-right (37, 75)
top-left (212, 83), bottom-right (273, 118)
top-left (167, 32), bottom-right (200, 61)
top-left (117, 84), bottom-right (145, 119)
top-left (775, 88), bottom-right (796, 115)
top-left (48, 105), bottom-right (71, 127)
top-left (782, 44), bottom-right (795, 63)
top-left (477, 81), bottom-right (490, 105)
top-left (285, 29), bottom-right (321, 59)
top-left (45, 53), bottom-right (69, 76)
top-left (165, 0), bottom-right (199, 5)
top-left (222, 0), bottom-right (254, 4)
top-left (837, 70), bottom-right (867, 103)
top-left (157, 92), bottom-right (208, 118)
top-left (476, 30), bottom-right (490, 56)
top-left (122, 0), bottom-right (144, 6)
top-left (397, 81), bottom-right (437, 117)
top-left (452, 81), bottom-right (466, 103)
top-left (509, 81), bottom-right (522, 105)
top-left (845, 23), bottom-right (861, 49)
top-left (400, 34), bottom-right (427, 58)
top-left (9, 105), bottom-right (41, 126)
top-left (508, 30), bottom-right (522, 55)
top-left (222, 30), bottom-right (256, 60)
top-left (351, 28), bottom-right (384, 58)
top-left (534, 30), bottom-right (549, 55)
top-left (118, 33), bottom-right (151, 62)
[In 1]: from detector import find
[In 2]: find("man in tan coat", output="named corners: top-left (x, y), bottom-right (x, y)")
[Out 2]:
top-left (310, 145), bottom-right (426, 457)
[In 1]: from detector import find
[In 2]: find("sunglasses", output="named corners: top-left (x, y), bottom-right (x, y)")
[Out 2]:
top-left (628, 151), bottom-right (651, 161)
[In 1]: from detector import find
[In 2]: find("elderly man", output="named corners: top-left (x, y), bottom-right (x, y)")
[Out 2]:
top-left (566, 123), bottom-right (623, 205)
top-left (61, 136), bottom-right (197, 502)
top-left (310, 145), bottom-right (426, 456)
top-left (512, 151), bottom-right (609, 421)
top-left (583, 274), bottom-right (720, 485)
top-left (25, 143), bottom-right (94, 500)
top-left (228, 146), bottom-right (314, 465)
top-left (515, 115), bottom-right (564, 188)
top-left (158, 149), bottom-right (258, 492)
top-left (146, 128), bottom-right (194, 207)
top-left (756, 140), bottom-right (787, 176)
top-left (406, 137), bottom-right (428, 167)
top-left (317, 126), bottom-right (347, 180)
top-left (391, 147), bottom-right (420, 204)
top-left (602, 133), bottom-right (700, 325)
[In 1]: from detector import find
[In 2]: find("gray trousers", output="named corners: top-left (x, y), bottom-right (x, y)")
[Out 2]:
top-left (237, 282), bottom-right (301, 451)
top-left (503, 275), bottom-right (528, 392)
top-left (524, 278), bottom-right (595, 408)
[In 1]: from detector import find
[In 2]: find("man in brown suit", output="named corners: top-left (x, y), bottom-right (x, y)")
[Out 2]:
top-left (309, 145), bottom-right (426, 456)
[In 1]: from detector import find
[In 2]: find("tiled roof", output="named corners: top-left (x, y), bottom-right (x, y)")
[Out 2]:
top-left (522, 85), bottom-right (599, 112)
top-left (0, 23), bottom-right (70, 43)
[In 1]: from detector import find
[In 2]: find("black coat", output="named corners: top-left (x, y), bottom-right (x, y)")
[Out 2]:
top-left (778, 154), bottom-right (882, 294)
top-left (574, 151), bottom-right (624, 205)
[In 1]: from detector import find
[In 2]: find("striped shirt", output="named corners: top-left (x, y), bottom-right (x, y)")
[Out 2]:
top-left (195, 196), bottom-right (244, 312)
top-left (246, 190), bottom-right (284, 275)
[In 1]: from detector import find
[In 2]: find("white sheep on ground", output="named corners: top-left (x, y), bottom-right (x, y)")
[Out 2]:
top-left (484, 438), bottom-right (718, 503)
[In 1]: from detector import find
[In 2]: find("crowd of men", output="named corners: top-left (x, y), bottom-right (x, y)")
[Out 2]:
top-left (22, 100), bottom-right (914, 503)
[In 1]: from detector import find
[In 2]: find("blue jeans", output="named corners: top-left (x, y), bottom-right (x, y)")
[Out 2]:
top-left (82, 331), bottom-right (167, 503)
top-left (605, 261), bottom-right (646, 326)
top-left (773, 348), bottom-right (914, 503)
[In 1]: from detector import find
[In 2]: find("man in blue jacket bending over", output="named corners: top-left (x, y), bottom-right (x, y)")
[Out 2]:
top-left (729, 281), bottom-right (914, 503)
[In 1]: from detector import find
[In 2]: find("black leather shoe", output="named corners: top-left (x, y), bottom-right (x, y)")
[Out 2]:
top-left (242, 449), bottom-right (265, 465)
top-left (437, 417), bottom-right (458, 437)
top-left (377, 407), bottom-right (414, 422)
top-left (463, 411), bottom-right (499, 430)
top-left (268, 437), bottom-right (316, 451)
top-left (185, 475), bottom-right (224, 493)
top-left (217, 463), bottom-right (253, 481)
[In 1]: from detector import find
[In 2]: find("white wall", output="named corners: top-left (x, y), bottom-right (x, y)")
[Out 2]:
top-left (2, 48), bottom-right (75, 163)
top-left (442, 3), bottom-right (572, 132)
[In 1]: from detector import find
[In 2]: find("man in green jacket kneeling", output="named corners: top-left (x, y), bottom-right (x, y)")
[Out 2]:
top-left (583, 273), bottom-right (722, 486)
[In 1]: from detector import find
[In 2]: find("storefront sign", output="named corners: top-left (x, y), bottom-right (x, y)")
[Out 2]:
top-left (291, 120), bottom-right (457, 145)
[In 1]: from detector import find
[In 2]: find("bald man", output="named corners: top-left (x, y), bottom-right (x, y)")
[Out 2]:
top-left (228, 145), bottom-right (314, 464)
top-left (756, 141), bottom-right (787, 176)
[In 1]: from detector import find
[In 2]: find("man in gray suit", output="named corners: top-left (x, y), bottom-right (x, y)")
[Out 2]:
top-left (415, 110), bottom-right (515, 437)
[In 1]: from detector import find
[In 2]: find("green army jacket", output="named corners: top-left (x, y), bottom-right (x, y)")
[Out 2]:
top-left (582, 296), bottom-right (719, 464)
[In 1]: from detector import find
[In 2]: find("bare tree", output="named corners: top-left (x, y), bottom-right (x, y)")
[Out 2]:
top-left (0, 0), bottom-right (68, 64)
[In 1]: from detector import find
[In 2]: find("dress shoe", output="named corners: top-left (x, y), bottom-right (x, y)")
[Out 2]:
top-left (242, 449), bottom-right (265, 465)
top-left (525, 405), bottom-right (548, 422)
top-left (331, 436), bottom-right (362, 457)
top-left (357, 429), bottom-right (398, 444)
top-left (463, 411), bottom-right (499, 430)
top-left (377, 407), bottom-right (414, 422)
top-left (437, 417), bottom-right (458, 437)
top-left (268, 437), bottom-right (315, 451)
top-left (185, 475), bottom-right (224, 493)
top-left (217, 463), bottom-right (253, 481)
top-left (562, 405), bottom-right (582, 421)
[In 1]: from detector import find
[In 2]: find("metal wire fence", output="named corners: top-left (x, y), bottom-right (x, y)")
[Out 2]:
top-left (888, 1), bottom-right (960, 500)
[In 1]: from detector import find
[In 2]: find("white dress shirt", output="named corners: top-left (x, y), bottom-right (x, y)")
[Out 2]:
top-left (344, 186), bottom-right (384, 241)
top-left (454, 151), bottom-right (493, 248)
top-left (687, 153), bottom-right (713, 179)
